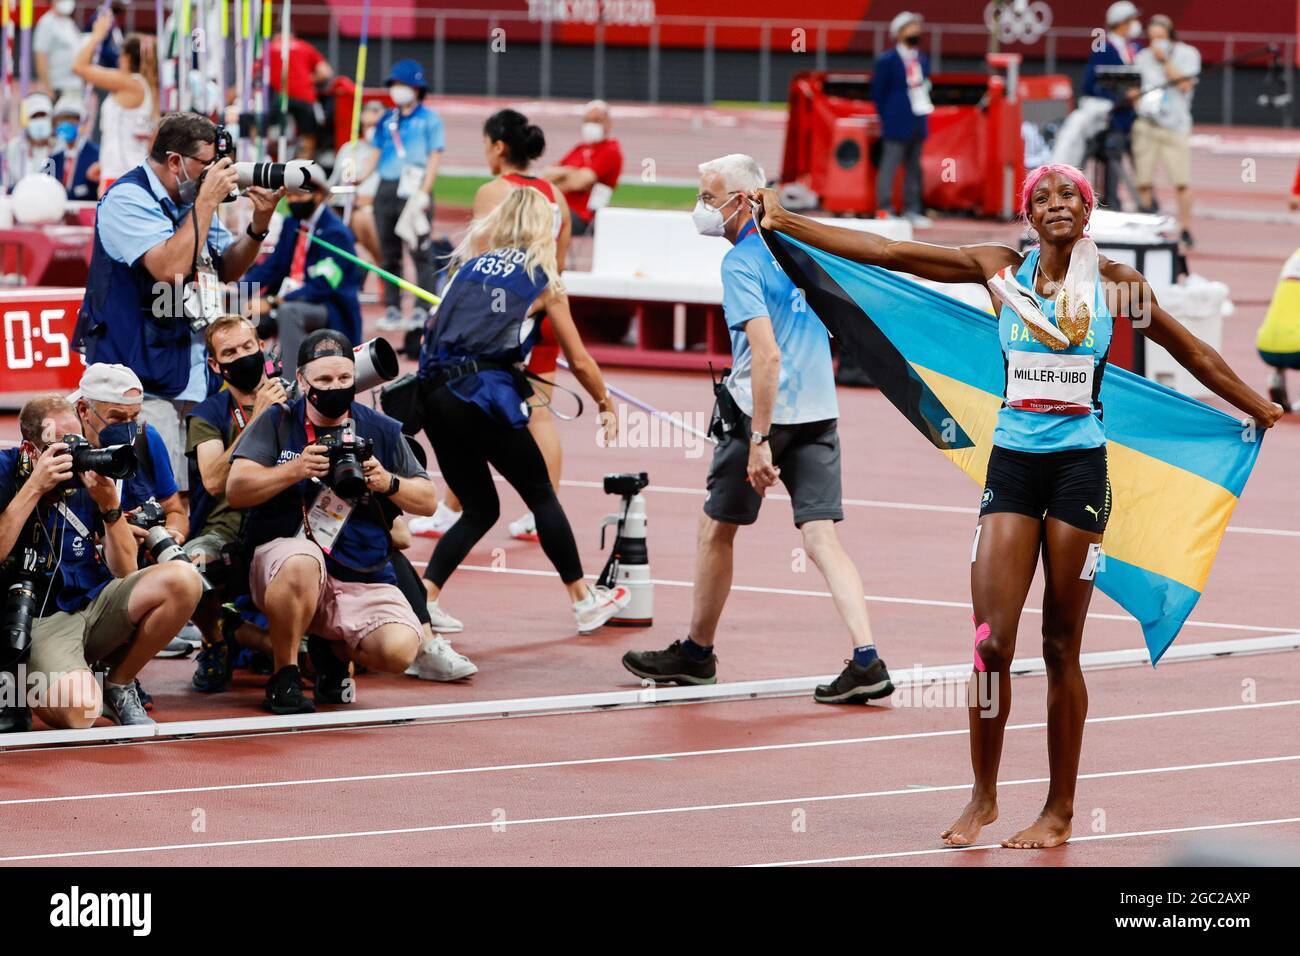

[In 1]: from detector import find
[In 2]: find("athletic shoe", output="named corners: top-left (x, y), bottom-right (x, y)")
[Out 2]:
top-left (134, 678), bottom-right (154, 713)
top-left (1268, 371), bottom-right (1290, 411)
top-left (621, 640), bottom-right (717, 686)
top-left (409, 501), bottom-right (462, 538)
top-left (103, 681), bottom-right (155, 726)
top-left (403, 307), bottom-right (430, 331)
top-left (573, 584), bottom-right (631, 634)
top-left (507, 511), bottom-right (539, 542)
top-left (377, 305), bottom-right (404, 331)
top-left (192, 635), bottom-right (233, 693)
top-left (426, 600), bottom-right (464, 633)
top-left (905, 212), bottom-right (933, 229)
top-left (813, 658), bottom-right (894, 704)
top-left (406, 635), bottom-right (478, 681)
top-left (307, 635), bottom-right (354, 705)
top-left (156, 635), bottom-right (194, 659)
top-left (263, 665), bottom-right (315, 715)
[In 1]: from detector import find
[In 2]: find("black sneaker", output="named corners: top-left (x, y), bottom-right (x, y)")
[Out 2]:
top-left (0, 672), bottom-right (31, 733)
top-left (622, 640), bottom-right (717, 686)
top-left (814, 658), bottom-right (894, 704)
top-left (263, 665), bottom-right (315, 715)
top-left (307, 635), bottom-right (354, 705)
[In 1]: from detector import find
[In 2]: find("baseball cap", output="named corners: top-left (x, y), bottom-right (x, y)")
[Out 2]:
top-left (71, 364), bottom-right (144, 404)
top-left (298, 329), bottom-right (355, 370)
top-left (22, 92), bottom-right (53, 120)
top-left (1106, 1), bottom-right (1141, 27)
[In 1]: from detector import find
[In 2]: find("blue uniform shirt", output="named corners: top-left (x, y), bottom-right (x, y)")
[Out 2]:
top-left (373, 105), bottom-right (445, 182)
top-left (96, 161), bottom-right (235, 402)
top-left (994, 248), bottom-right (1113, 453)
top-left (721, 221), bottom-right (838, 425)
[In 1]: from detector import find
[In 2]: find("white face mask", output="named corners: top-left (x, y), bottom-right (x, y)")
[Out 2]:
top-left (55, 0), bottom-right (75, 15)
top-left (581, 122), bottom-right (604, 144)
top-left (1127, 21), bottom-right (1143, 39)
top-left (692, 195), bottom-right (741, 238)
top-left (389, 85), bottom-right (416, 107)
top-left (1152, 37), bottom-right (1170, 53)
top-left (27, 117), bottom-right (52, 141)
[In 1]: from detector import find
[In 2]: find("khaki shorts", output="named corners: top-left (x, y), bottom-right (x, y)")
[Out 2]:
top-left (1132, 119), bottom-right (1191, 188)
top-left (249, 537), bottom-right (422, 649)
top-left (28, 573), bottom-right (144, 679)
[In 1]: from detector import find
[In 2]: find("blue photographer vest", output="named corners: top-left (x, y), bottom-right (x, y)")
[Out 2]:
top-left (242, 398), bottom-right (407, 585)
top-left (73, 165), bottom-right (224, 398)
top-left (417, 247), bottom-right (549, 428)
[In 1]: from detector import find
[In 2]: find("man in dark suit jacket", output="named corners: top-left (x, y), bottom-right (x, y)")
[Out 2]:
top-left (871, 11), bottom-right (931, 223)
top-left (1081, 1), bottom-right (1144, 207)
top-left (244, 184), bottom-right (364, 374)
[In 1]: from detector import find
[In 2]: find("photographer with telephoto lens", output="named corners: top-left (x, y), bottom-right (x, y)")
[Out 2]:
top-left (73, 112), bottom-right (285, 496)
top-left (0, 396), bottom-right (203, 732)
top-left (226, 330), bottom-right (439, 715)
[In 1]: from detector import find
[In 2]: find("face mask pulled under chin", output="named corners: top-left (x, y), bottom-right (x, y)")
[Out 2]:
top-left (692, 197), bottom-right (741, 237)
top-left (306, 383), bottom-right (356, 419)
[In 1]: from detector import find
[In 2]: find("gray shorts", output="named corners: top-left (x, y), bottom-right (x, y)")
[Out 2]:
top-left (139, 397), bottom-right (196, 493)
top-left (703, 416), bottom-right (844, 527)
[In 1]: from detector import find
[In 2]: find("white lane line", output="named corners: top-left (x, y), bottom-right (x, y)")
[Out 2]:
top-left (751, 816), bottom-right (1300, 867)
top-left (4, 699), bottom-right (1296, 808)
top-left (3, 754), bottom-right (1297, 863)
top-left (454, 564), bottom-right (1298, 635)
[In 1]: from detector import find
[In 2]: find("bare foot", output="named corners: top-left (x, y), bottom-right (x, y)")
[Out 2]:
top-left (940, 797), bottom-right (998, 846)
top-left (1002, 809), bottom-right (1072, 849)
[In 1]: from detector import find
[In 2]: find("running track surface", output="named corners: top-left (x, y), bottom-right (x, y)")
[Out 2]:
top-left (2, 103), bottom-right (1300, 866)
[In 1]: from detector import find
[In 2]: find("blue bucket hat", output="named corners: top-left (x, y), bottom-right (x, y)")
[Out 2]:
top-left (385, 59), bottom-right (428, 94)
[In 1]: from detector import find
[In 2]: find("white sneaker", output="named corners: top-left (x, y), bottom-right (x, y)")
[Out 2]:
top-left (377, 306), bottom-right (404, 331)
top-left (573, 584), bottom-right (631, 634)
top-left (405, 635), bottom-right (478, 681)
top-left (507, 511), bottom-right (538, 541)
top-left (426, 600), bottom-right (463, 633)
top-left (905, 212), bottom-right (933, 229)
top-left (403, 307), bottom-right (430, 331)
top-left (409, 501), bottom-right (462, 538)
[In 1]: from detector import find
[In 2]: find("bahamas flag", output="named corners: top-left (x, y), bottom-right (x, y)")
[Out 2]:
top-left (764, 229), bottom-right (1263, 664)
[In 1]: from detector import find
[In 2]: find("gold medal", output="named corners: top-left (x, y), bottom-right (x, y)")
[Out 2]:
top-left (1055, 286), bottom-right (1093, 347)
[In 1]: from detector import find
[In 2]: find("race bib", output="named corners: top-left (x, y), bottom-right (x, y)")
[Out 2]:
top-left (1005, 350), bottom-right (1094, 414)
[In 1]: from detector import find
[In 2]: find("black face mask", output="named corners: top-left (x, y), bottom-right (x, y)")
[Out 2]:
top-left (307, 383), bottom-right (356, 419)
top-left (904, 34), bottom-right (922, 47)
top-left (219, 350), bottom-right (265, 393)
top-left (288, 200), bottom-right (317, 222)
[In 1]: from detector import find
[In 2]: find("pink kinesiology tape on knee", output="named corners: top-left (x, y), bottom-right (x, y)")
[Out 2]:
top-left (973, 622), bottom-right (991, 672)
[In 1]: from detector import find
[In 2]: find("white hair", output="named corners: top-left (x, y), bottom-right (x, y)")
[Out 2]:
top-left (697, 154), bottom-right (766, 193)
top-left (890, 11), bottom-right (922, 38)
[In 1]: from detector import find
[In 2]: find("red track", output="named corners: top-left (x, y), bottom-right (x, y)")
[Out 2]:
top-left (2, 115), bottom-right (1299, 866)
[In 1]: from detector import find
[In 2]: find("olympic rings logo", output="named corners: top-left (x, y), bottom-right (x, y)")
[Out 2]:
top-left (983, 0), bottom-right (1053, 45)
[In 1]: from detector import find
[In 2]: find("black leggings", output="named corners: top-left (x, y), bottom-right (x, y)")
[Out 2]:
top-left (421, 383), bottom-right (583, 589)
top-left (390, 549), bottom-right (431, 626)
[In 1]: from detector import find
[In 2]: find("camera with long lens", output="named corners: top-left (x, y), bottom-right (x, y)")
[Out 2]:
top-left (125, 499), bottom-right (166, 531)
top-left (273, 336), bottom-right (401, 402)
top-left (231, 160), bottom-right (327, 198)
top-left (60, 434), bottom-right (136, 492)
top-left (1, 570), bottom-right (37, 671)
top-left (141, 526), bottom-right (212, 592)
top-left (603, 472), bottom-right (649, 498)
top-left (316, 421), bottom-right (375, 500)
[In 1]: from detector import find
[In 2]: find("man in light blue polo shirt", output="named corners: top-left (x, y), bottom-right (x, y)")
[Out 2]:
top-left (74, 112), bottom-right (282, 492)
top-left (622, 153), bottom-right (893, 705)
top-left (355, 59), bottom-right (445, 331)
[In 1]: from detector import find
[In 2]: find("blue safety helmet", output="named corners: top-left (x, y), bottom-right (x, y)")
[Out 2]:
top-left (385, 60), bottom-right (428, 94)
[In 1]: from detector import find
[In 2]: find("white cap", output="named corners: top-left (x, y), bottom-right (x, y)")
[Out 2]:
top-left (71, 364), bottom-right (144, 405)
top-left (1106, 1), bottom-right (1140, 27)
top-left (22, 92), bottom-right (53, 120)
top-left (890, 11), bottom-right (922, 39)
top-left (53, 92), bottom-right (83, 119)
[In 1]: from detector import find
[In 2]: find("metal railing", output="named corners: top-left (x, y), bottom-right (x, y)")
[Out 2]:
top-left (94, 3), bottom-right (1294, 125)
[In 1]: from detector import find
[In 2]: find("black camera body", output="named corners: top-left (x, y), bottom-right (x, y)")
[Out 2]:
top-left (59, 434), bottom-right (137, 492)
top-left (604, 472), bottom-right (649, 498)
top-left (317, 422), bottom-right (375, 500)
top-left (126, 499), bottom-right (167, 531)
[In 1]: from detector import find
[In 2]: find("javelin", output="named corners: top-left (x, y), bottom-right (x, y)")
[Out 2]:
top-left (302, 228), bottom-right (440, 306)
top-left (277, 0), bottom-right (289, 158)
top-left (556, 358), bottom-right (716, 444)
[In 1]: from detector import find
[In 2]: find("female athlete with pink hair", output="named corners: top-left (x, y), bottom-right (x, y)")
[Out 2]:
top-left (753, 163), bottom-right (1281, 849)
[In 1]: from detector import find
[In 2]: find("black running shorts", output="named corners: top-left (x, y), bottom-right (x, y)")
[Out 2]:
top-left (979, 444), bottom-right (1111, 533)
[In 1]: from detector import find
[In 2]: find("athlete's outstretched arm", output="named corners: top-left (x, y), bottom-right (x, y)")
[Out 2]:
top-left (751, 188), bottom-right (1020, 285)
top-left (1104, 261), bottom-right (1281, 427)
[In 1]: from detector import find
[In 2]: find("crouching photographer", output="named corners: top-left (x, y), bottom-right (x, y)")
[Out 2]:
top-left (186, 315), bottom-right (287, 692)
top-left (226, 330), bottom-right (438, 714)
top-left (0, 396), bottom-right (203, 732)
